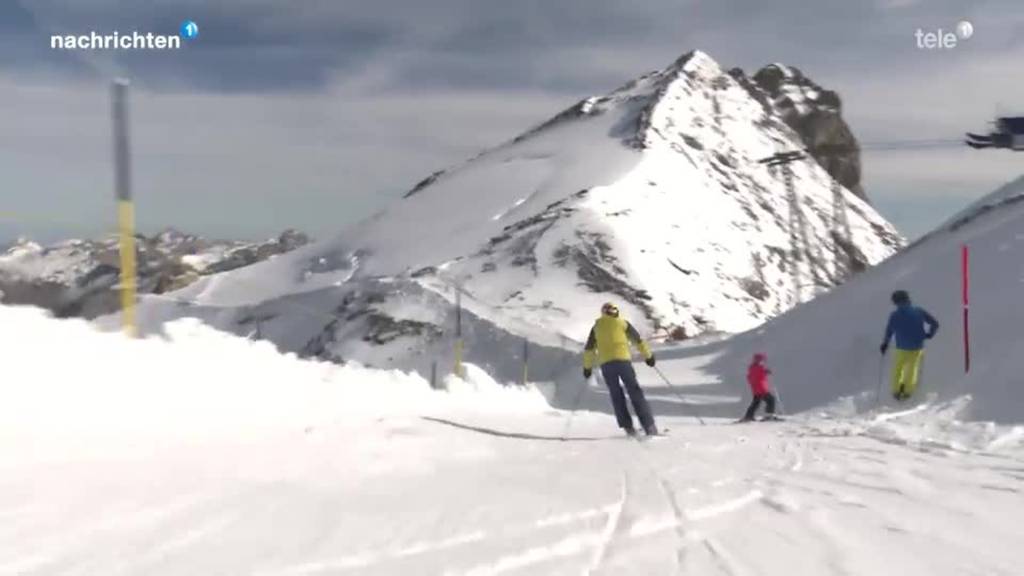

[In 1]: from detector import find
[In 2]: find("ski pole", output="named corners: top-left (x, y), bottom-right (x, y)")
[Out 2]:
top-left (773, 384), bottom-right (786, 416)
top-left (653, 366), bottom-right (706, 426)
top-left (562, 371), bottom-right (591, 438)
top-left (876, 353), bottom-right (885, 409)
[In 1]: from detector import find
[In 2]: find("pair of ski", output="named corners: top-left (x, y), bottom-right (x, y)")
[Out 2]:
top-left (871, 392), bottom-right (935, 421)
top-left (625, 429), bottom-right (668, 441)
top-left (733, 415), bottom-right (785, 424)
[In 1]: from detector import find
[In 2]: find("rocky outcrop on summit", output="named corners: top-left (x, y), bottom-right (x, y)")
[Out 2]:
top-left (747, 64), bottom-right (865, 202)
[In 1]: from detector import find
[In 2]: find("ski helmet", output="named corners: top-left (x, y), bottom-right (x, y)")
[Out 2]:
top-left (891, 290), bottom-right (910, 305)
top-left (601, 302), bottom-right (619, 317)
top-left (753, 352), bottom-right (767, 362)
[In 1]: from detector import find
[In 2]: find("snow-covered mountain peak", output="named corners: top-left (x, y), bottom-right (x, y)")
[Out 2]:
top-left (660, 49), bottom-right (722, 82)
top-left (636, 53), bottom-right (778, 153)
top-left (3, 237), bottom-right (44, 259)
top-left (137, 49), bottom-right (902, 381)
top-left (489, 50), bottom-right (732, 157)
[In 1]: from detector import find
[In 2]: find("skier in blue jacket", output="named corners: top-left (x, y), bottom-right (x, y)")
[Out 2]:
top-left (880, 290), bottom-right (939, 400)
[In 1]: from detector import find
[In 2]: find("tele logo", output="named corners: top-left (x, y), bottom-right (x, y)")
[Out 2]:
top-left (915, 20), bottom-right (974, 50)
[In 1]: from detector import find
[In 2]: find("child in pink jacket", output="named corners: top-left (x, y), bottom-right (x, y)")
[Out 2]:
top-left (741, 353), bottom-right (779, 422)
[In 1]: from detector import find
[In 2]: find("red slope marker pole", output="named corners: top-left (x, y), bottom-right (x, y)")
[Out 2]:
top-left (962, 244), bottom-right (970, 374)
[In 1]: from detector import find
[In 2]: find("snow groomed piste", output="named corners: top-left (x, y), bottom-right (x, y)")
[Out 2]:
top-left (3, 305), bottom-right (1024, 574)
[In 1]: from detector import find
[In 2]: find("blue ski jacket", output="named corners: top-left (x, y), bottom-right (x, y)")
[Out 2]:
top-left (883, 304), bottom-right (939, 351)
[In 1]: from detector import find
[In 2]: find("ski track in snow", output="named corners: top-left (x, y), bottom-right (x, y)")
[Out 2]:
top-left (583, 472), bottom-right (628, 575)
top-left (5, 408), bottom-right (1024, 575)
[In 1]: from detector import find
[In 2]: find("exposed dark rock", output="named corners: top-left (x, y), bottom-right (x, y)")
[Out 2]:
top-left (831, 230), bottom-right (870, 276)
top-left (681, 133), bottom-right (704, 150)
top-left (411, 266), bottom-right (438, 278)
top-left (404, 170), bottom-right (447, 198)
top-left (749, 64), bottom-right (866, 203)
top-left (740, 277), bottom-right (771, 301)
top-left (364, 313), bottom-right (444, 345)
top-left (552, 234), bottom-right (661, 328)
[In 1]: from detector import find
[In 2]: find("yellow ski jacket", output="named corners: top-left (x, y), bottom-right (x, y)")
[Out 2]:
top-left (583, 315), bottom-right (653, 369)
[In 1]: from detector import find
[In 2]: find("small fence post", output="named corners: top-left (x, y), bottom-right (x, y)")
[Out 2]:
top-left (521, 338), bottom-right (529, 387)
top-left (453, 288), bottom-right (465, 379)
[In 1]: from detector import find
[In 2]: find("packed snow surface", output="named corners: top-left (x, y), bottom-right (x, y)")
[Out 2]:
top-left (712, 171), bottom-right (1024, 424)
top-left (3, 306), bottom-right (1023, 575)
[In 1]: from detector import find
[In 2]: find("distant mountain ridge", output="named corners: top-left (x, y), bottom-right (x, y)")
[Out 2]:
top-left (0, 229), bottom-right (309, 318)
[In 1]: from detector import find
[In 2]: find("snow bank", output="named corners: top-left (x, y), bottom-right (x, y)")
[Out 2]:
top-left (0, 306), bottom-right (550, 462)
top-left (700, 173), bottom-right (1024, 424)
top-left (810, 394), bottom-right (1024, 453)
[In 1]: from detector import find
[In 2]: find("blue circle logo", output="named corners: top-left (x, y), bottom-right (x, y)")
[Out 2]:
top-left (180, 20), bottom-right (199, 40)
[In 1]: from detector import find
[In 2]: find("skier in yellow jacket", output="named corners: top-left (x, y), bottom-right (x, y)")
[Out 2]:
top-left (583, 302), bottom-right (658, 436)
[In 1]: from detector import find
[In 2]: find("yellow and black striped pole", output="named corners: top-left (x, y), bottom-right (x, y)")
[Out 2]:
top-left (111, 79), bottom-right (138, 337)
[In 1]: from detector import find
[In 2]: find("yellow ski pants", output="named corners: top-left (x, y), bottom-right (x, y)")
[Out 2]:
top-left (891, 349), bottom-right (924, 397)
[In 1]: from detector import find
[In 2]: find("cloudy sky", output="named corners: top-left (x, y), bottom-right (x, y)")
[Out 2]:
top-left (2, 0), bottom-right (1022, 244)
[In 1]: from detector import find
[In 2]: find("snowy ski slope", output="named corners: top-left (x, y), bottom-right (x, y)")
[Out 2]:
top-left (3, 305), bottom-right (1024, 575)
top-left (694, 173), bottom-right (1024, 423)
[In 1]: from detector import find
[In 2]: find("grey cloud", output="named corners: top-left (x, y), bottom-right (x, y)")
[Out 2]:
top-left (0, 74), bottom-right (567, 243)
top-left (9, 0), bottom-right (1023, 95)
top-left (3, 0), bottom-right (1024, 244)
top-left (8, 1), bottom-right (404, 91)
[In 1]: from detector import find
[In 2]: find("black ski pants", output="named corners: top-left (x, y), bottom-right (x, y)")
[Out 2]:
top-left (743, 393), bottom-right (777, 420)
top-left (600, 360), bottom-right (655, 431)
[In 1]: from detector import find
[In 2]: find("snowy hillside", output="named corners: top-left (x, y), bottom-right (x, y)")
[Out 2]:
top-left (4, 306), bottom-right (1024, 575)
top-left (0, 306), bottom-right (547, 461)
top-left (0, 229), bottom-right (308, 318)
top-left (126, 51), bottom-right (901, 379)
top-left (673, 172), bottom-right (1024, 424)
